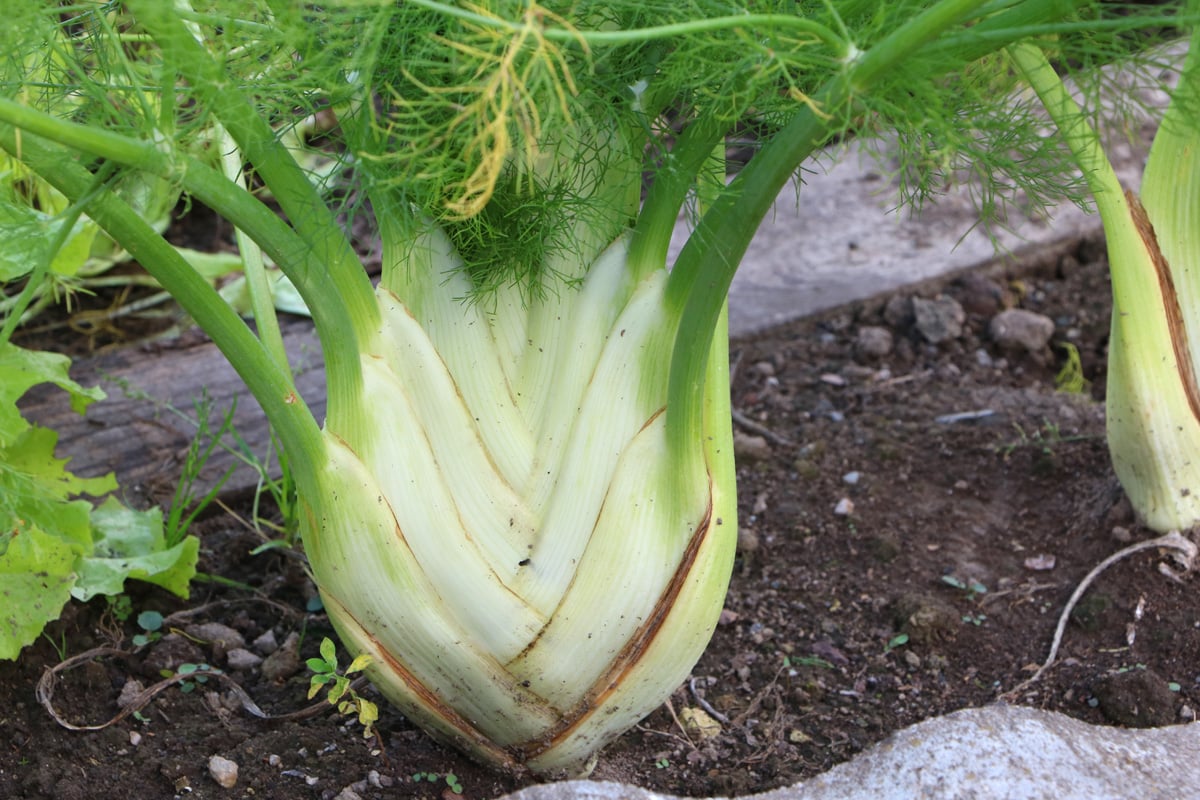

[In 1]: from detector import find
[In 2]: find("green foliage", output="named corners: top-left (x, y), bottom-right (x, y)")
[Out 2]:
top-left (412, 772), bottom-right (463, 794)
top-left (132, 609), bottom-right (164, 647)
top-left (940, 574), bottom-right (988, 600)
top-left (165, 394), bottom-right (237, 547)
top-left (166, 661), bottom-right (215, 694)
top-left (1055, 342), bottom-right (1091, 394)
top-left (307, 637), bottom-right (379, 738)
top-left (0, 341), bottom-right (198, 660)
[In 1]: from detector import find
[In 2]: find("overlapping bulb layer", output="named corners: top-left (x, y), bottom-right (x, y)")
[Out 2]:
top-left (301, 232), bottom-right (736, 774)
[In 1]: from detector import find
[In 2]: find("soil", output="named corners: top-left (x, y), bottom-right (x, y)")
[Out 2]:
top-left (3, 234), bottom-right (1198, 800)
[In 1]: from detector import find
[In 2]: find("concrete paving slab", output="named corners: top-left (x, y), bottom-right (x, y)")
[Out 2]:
top-left (695, 123), bottom-right (1156, 338)
top-left (502, 705), bottom-right (1200, 800)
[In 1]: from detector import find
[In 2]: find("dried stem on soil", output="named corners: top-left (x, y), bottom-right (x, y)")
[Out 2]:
top-left (1004, 531), bottom-right (1198, 698)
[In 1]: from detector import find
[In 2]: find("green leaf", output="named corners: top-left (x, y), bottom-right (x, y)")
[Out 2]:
top-left (319, 637), bottom-right (337, 668)
top-left (307, 657), bottom-right (335, 674)
top-left (0, 523), bottom-right (77, 660)
top-left (2, 426), bottom-right (105, 557)
top-left (137, 610), bottom-right (164, 632)
top-left (346, 653), bottom-right (373, 675)
top-left (0, 196), bottom-right (94, 281)
top-left (73, 498), bottom-right (198, 601)
top-left (328, 676), bottom-right (350, 705)
top-left (0, 343), bottom-right (106, 446)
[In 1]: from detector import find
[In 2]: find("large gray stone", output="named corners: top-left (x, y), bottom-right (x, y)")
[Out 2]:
top-left (502, 705), bottom-right (1200, 800)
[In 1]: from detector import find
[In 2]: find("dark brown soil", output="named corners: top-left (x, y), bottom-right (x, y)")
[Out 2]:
top-left (3, 236), bottom-right (1197, 800)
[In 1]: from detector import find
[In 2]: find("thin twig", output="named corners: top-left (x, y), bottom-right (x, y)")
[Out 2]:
top-left (689, 676), bottom-right (730, 724)
top-left (1003, 531), bottom-right (1197, 698)
top-left (36, 644), bottom-right (366, 731)
top-left (732, 409), bottom-right (794, 447)
top-left (662, 696), bottom-right (696, 748)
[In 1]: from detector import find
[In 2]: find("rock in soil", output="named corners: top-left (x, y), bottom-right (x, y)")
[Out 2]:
top-left (208, 755), bottom-right (239, 789)
top-left (912, 295), bottom-right (965, 343)
top-left (1091, 668), bottom-right (1178, 728)
top-left (989, 308), bottom-right (1055, 354)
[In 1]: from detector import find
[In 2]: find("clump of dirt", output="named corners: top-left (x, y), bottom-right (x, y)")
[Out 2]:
top-left (2, 237), bottom-right (1196, 800)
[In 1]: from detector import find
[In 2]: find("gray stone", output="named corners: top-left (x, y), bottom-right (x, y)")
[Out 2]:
top-left (732, 432), bottom-right (770, 462)
top-left (912, 296), bottom-right (965, 344)
top-left (989, 308), bottom-right (1056, 353)
top-left (225, 648), bottom-right (263, 671)
top-left (498, 705), bottom-right (1200, 800)
top-left (252, 629), bottom-right (279, 655)
top-left (260, 632), bottom-right (302, 682)
top-left (208, 755), bottom-right (238, 789)
top-left (185, 622), bottom-right (245, 660)
top-left (854, 326), bottom-right (894, 360)
top-left (882, 295), bottom-right (913, 328)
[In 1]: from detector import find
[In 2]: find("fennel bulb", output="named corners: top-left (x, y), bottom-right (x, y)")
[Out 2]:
top-left (3, 0), bottom-right (1188, 776)
top-left (1013, 31), bottom-right (1200, 532)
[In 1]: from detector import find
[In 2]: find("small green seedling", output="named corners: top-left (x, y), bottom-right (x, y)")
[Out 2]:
top-left (654, 758), bottom-right (670, 769)
top-left (782, 654), bottom-right (835, 670)
top-left (307, 637), bottom-right (379, 738)
top-left (941, 574), bottom-right (988, 601)
top-left (884, 633), bottom-right (909, 654)
top-left (1055, 342), bottom-right (1091, 394)
top-left (170, 662), bottom-right (214, 695)
top-left (106, 594), bottom-right (133, 623)
top-left (132, 610), bottom-right (164, 647)
top-left (961, 613), bottom-right (987, 627)
top-left (161, 661), bottom-right (215, 693)
top-left (411, 772), bottom-right (463, 794)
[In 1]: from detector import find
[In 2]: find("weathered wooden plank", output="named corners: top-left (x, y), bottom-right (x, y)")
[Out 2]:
top-left (19, 322), bottom-right (326, 507)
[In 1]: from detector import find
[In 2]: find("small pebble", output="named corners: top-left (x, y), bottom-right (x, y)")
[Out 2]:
top-left (268, 754), bottom-right (283, 767)
top-left (737, 527), bottom-right (760, 554)
top-left (752, 360), bottom-right (776, 377)
top-left (883, 295), bottom-right (914, 327)
top-left (1112, 526), bottom-right (1133, 543)
top-left (117, 679), bottom-right (145, 709)
top-left (252, 629), bottom-right (279, 655)
top-left (913, 295), bottom-right (965, 344)
top-left (186, 622), bottom-right (245, 660)
top-left (226, 648), bottom-right (263, 671)
top-left (834, 497), bottom-right (854, 516)
top-left (842, 471), bottom-right (861, 485)
top-left (989, 308), bottom-right (1055, 353)
top-left (261, 632), bottom-right (303, 682)
top-left (854, 326), bottom-right (894, 360)
top-left (208, 755), bottom-right (239, 789)
top-left (128, 731), bottom-right (142, 746)
top-left (733, 431), bottom-right (771, 462)
top-left (334, 788), bottom-right (364, 800)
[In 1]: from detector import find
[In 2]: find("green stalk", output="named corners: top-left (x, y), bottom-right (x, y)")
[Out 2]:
top-left (406, 0), bottom-right (848, 53)
top-left (663, 0), bottom-right (991, 457)
top-left (215, 125), bottom-right (288, 374)
top-left (123, 0), bottom-right (379, 342)
top-left (1007, 44), bottom-right (1124, 241)
top-left (0, 125), bottom-right (324, 492)
top-left (627, 114), bottom-right (726, 282)
top-left (0, 97), bottom-right (368, 436)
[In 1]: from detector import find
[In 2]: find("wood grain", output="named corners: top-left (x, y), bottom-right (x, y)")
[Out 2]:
top-left (18, 321), bottom-right (327, 508)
